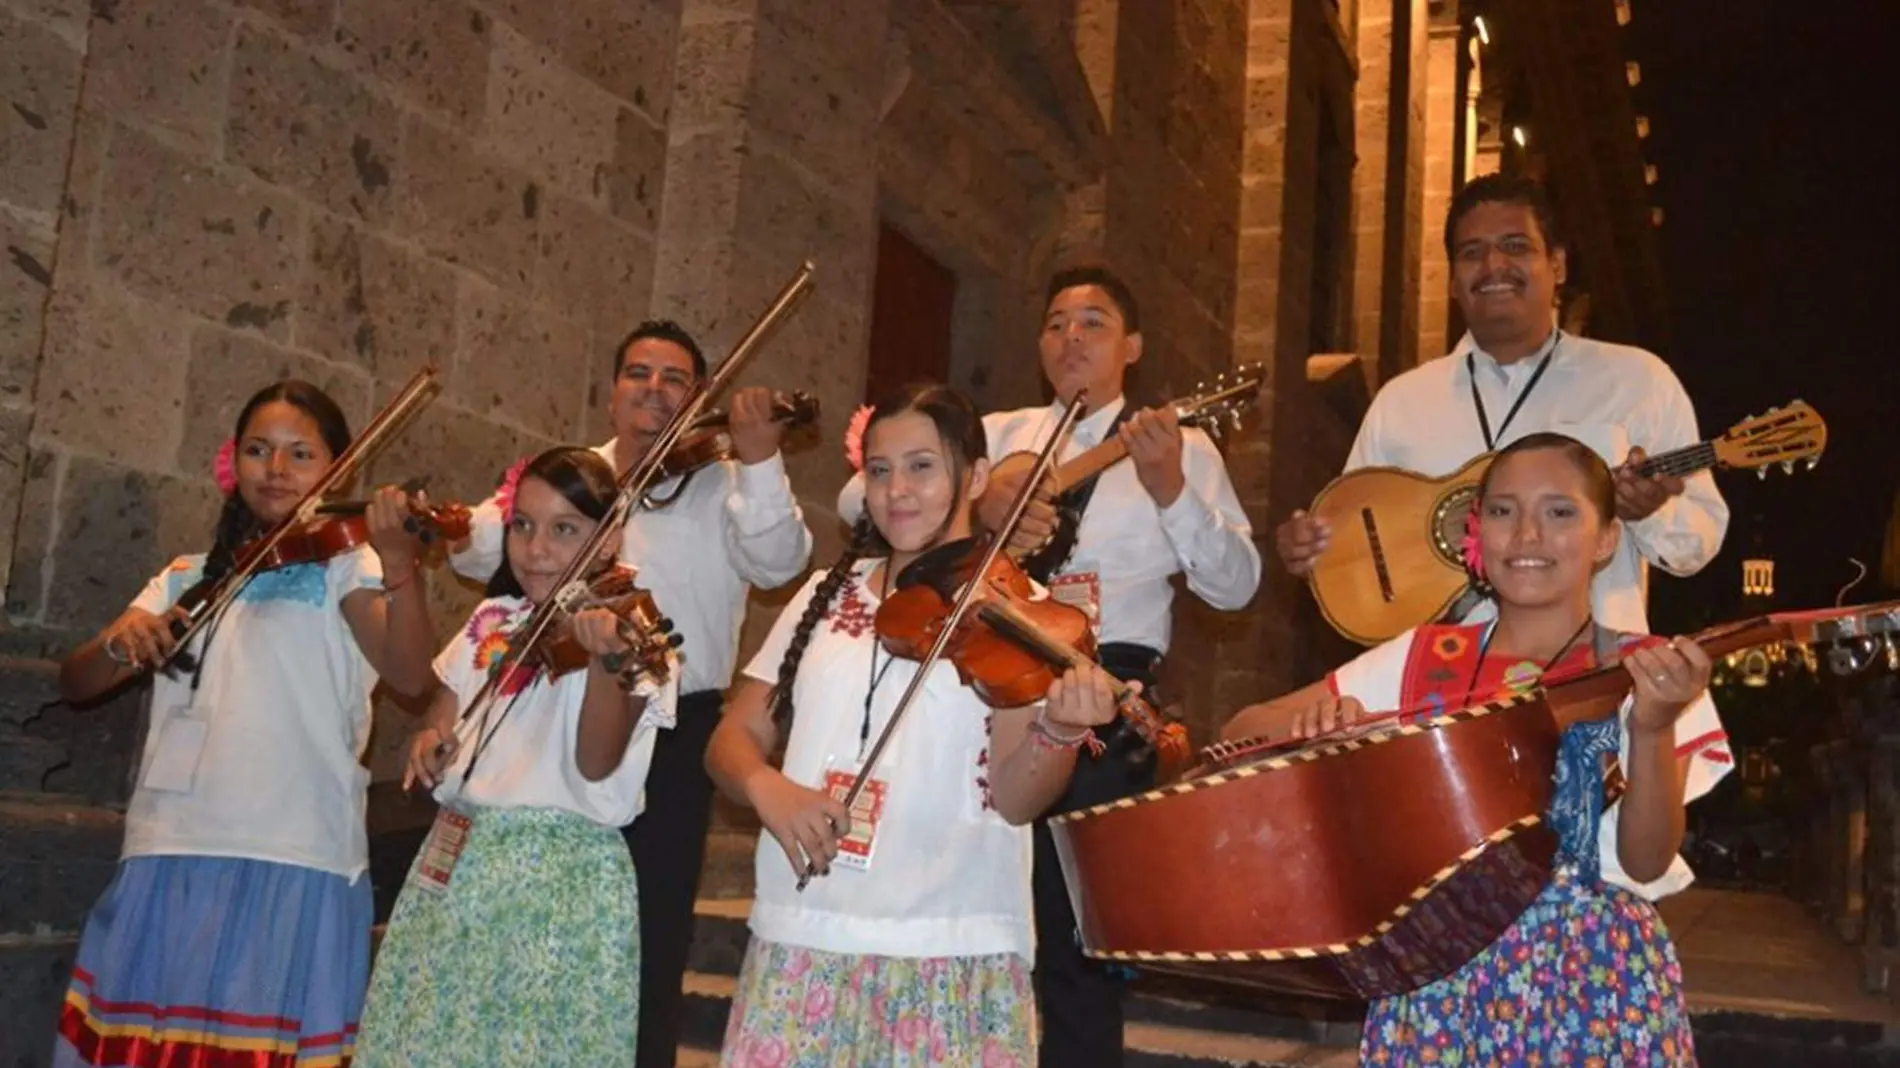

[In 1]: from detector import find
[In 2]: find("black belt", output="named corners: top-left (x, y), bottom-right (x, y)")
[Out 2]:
top-left (1096, 642), bottom-right (1163, 691)
top-left (679, 689), bottom-right (725, 713)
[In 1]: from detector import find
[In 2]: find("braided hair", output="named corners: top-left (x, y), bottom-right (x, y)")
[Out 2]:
top-left (765, 383), bottom-right (987, 727)
top-left (202, 380), bottom-right (352, 586)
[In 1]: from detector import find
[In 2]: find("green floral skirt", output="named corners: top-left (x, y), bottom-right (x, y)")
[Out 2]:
top-left (720, 937), bottom-right (1036, 1067)
top-left (355, 806), bottom-right (639, 1067)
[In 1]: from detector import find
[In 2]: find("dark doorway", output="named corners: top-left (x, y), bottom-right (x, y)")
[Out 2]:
top-left (864, 223), bottom-right (957, 404)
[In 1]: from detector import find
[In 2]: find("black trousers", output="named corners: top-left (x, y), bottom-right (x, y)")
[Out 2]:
top-left (624, 688), bottom-right (725, 1068)
top-left (1033, 643), bottom-right (1161, 1068)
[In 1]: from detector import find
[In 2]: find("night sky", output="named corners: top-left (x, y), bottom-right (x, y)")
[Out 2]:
top-left (1622, 5), bottom-right (1899, 630)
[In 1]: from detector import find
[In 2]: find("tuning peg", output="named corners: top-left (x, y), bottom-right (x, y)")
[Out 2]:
top-left (1782, 460), bottom-right (1795, 474)
top-left (1757, 468), bottom-right (1768, 480)
top-left (1807, 457), bottom-right (1820, 470)
top-left (1229, 410), bottom-right (1243, 431)
top-left (667, 632), bottom-right (685, 649)
top-left (1767, 404), bottom-right (1780, 413)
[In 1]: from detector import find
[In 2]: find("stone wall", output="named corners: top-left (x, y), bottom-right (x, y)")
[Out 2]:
top-left (0, 0), bottom-right (693, 794)
top-left (0, 0), bottom-right (1102, 1049)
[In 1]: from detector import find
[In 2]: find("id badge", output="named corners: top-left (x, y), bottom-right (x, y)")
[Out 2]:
top-left (413, 807), bottom-right (474, 894)
top-left (140, 709), bottom-right (208, 793)
top-left (820, 762), bottom-right (890, 873)
top-left (1048, 572), bottom-right (1102, 642)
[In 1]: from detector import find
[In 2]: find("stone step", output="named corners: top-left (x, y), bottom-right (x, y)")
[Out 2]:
top-left (0, 932), bottom-right (79, 1068)
top-left (682, 898), bottom-right (1900, 1060)
top-left (0, 792), bottom-right (124, 934)
top-left (0, 652), bottom-right (143, 799)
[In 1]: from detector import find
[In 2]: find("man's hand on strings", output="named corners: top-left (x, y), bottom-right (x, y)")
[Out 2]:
top-left (1120, 407), bottom-right (1186, 508)
top-left (1614, 446), bottom-right (1687, 522)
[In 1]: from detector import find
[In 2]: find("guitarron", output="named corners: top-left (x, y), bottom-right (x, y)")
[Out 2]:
top-left (1048, 600), bottom-right (1898, 1001)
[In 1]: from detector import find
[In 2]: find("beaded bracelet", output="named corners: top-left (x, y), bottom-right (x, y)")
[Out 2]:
top-left (1030, 714), bottom-right (1104, 756)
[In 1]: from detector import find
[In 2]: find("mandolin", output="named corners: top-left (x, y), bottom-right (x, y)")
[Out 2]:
top-left (1307, 400), bottom-right (1829, 646)
top-left (994, 365), bottom-right (1264, 580)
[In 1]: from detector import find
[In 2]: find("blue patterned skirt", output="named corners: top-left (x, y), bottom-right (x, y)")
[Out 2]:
top-left (1361, 865), bottom-right (1695, 1066)
top-left (52, 854), bottom-right (372, 1067)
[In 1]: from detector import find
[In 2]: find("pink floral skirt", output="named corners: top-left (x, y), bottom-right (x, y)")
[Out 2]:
top-left (718, 937), bottom-right (1035, 1067)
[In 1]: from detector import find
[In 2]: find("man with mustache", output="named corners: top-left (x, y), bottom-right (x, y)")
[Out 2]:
top-left (1275, 174), bottom-right (1728, 636)
top-left (447, 319), bottom-right (813, 1068)
top-left (836, 266), bottom-right (1262, 1066)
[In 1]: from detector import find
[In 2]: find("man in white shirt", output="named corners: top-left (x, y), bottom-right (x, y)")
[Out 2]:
top-left (838, 267), bottom-right (1262, 1066)
top-left (448, 320), bottom-right (813, 1068)
top-left (1276, 175), bottom-right (1728, 635)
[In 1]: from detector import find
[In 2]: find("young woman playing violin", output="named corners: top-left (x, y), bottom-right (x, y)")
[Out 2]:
top-left (52, 380), bottom-right (438, 1068)
top-left (356, 446), bottom-right (679, 1067)
top-left (1225, 432), bottom-right (1730, 1065)
top-left (447, 320), bottom-right (812, 1068)
top-left (707, 384), bottom-right (1120, 1067)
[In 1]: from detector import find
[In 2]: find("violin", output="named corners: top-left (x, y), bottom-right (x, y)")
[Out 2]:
top-left (165, 495), bottom-right (471, 667)
top-left (530, 564), bottom-right (683, 691)
top-left (235, 497), bottom-right (473, 572)
top-left (875, 536), bottom-right (1191, 778)
top-left (653, 390), bottom-right (819, 482)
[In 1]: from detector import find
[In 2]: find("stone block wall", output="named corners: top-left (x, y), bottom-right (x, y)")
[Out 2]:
top-left (0, 0), bottom-right (690, 796)
top-left (0, 0), bottom-right (1463, 982)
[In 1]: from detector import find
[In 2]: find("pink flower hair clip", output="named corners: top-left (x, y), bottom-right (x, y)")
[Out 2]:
top-left (842, 404), bottom-right (875, 472)
top-left (1461, 501), bottom-right (1488, 588)
top-left (213, 438), bottom-right (238, 495)
top-left (495, 456), bottom-right (532, 523)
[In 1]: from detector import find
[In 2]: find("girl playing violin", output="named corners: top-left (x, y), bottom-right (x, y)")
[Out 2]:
top-left (1225, 432), bottom-right (1730, 1065)
top-left (707, 384), bottom-right (1121, 1067)
top-left (52, 380), bottom-right (438, 1068)
top-left (355, 446), bottom-right (679, 1067)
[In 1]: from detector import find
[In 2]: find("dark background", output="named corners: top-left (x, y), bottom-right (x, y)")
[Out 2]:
top-left (1623, 5), bottom-right (1898, 631)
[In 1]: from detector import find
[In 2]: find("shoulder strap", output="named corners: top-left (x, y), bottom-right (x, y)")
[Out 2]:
top-left (1021, 404), bottom-right (1141, 582)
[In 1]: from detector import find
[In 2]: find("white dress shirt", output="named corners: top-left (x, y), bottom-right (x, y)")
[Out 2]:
top-left (838, 396), bottom-right (1262, 653)
top-left (450, 442), bottom-right (814, 694)
top-left (1344, 330), bottom-right (1730, 635)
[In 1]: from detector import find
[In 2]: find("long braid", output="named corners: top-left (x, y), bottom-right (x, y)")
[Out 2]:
top-left (200, 494), bottom-right (263, 585)
top-left (769, 515), bottom-right (877, 727)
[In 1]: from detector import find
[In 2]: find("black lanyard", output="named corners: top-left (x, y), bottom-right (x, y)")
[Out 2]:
top-left (860, 565), bottom-right (898, 759)
top-left (1467, 615), bottom-right (1596, 697)
top-left (1467, 332), bottom-right (1561, 451)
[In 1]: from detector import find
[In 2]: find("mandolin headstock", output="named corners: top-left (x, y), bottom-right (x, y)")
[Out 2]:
top-left (1711, 399), bottom-right (1827, 477)
top-left (1174, 363), bottom-right (1265, 441)
top-left (774, 389), bottom-right (821, 427)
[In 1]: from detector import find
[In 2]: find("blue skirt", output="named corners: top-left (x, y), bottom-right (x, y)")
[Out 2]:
top-left (52, 854), bottom-right (372, 1067)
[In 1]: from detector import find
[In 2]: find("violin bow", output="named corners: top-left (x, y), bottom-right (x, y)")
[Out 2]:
top-left (161, 365), bottom-right (443, 670)
top-left (452, 260), bottom-right (816, 731)
top-left (795, 388), bottom-right (1090, 891)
